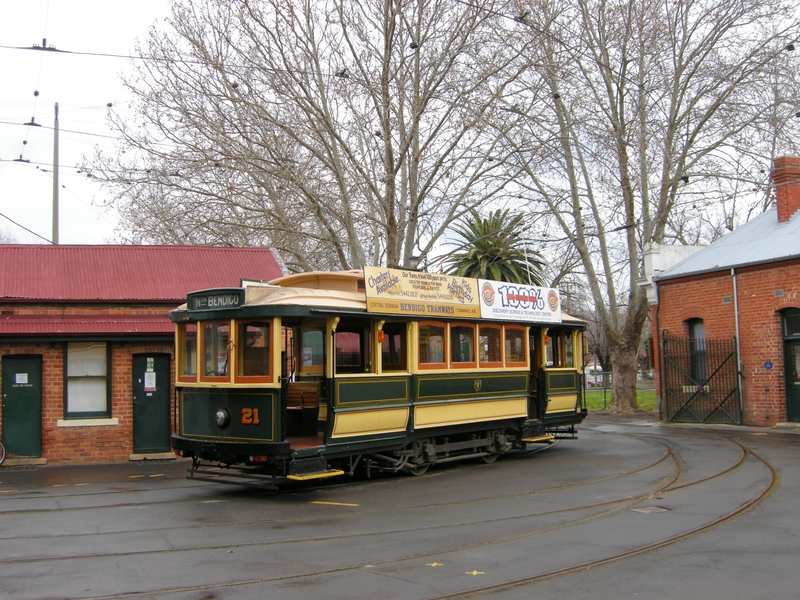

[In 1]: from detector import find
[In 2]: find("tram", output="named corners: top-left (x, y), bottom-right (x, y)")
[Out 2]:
top-left (171, 267), bottom-right (587, 486)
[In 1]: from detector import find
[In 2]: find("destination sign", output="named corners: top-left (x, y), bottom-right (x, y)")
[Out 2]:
top-left (187, 288), bottom-right (246, 311)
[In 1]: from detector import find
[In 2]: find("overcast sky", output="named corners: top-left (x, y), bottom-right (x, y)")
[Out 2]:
top-left (0, 1), bottom-right (168, 245)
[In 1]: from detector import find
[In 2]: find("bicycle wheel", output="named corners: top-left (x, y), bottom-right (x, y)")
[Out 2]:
top-left (0, 441), bottom-right (6, 466)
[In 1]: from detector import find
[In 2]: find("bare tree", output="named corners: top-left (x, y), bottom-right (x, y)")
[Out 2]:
top-left (86, 0), bottom-right (524, 271)
top-left (500, 0), bottom-right (799, 410)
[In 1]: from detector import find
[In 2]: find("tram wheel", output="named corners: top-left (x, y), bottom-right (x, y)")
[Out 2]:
top-left (480, 452), bottom-right (500, 464)
top-left (405, 463), bottom-right (430, 476)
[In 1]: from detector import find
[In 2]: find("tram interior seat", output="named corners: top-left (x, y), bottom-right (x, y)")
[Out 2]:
top-left (286, 381), bottom-right (321, 437)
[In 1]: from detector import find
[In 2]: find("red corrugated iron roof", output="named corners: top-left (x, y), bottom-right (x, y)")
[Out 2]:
top-left (0, 314), bottom-right (174, 336)
top-left (0, 245), bottom-right (283, 302)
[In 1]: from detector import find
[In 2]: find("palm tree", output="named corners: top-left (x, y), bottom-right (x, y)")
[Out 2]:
top-left (441, 209), bottom-right (545, 284)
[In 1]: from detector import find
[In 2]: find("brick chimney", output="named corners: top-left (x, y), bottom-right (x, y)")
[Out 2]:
top-left (771, 156), bottom-right (800, 223)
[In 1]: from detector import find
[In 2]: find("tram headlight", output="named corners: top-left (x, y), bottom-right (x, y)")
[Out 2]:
top-left (215, 407), bottom-right (231, 428)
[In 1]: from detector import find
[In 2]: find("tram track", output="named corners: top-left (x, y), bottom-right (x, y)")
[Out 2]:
top-left (54, 437), bottom-right (769, 600)
top-left (0, 433), bottom-right (774, 600)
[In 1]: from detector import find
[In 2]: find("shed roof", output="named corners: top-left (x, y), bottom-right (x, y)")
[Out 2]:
top-left (654, 207), bottom-right (800, 281)
top-left (0, 245), bottom-right (283, 302)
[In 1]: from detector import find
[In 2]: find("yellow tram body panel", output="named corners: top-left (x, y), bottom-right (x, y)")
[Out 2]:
top-left (414, 397), bottom-right (527, 429)
top-left (546, 393), bottom-right (579, 414)
top-left (331, 407), bottom-right (410, 438)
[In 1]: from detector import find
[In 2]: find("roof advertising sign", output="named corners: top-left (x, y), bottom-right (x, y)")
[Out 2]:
top-left (363, 267), bottom-right (562, 324)
top-left (477, 280), bottom-right (562, 324)
top-left (363, 267), bottom-right (481, 318)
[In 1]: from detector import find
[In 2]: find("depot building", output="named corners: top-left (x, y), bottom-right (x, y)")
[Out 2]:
top-left (0, 245), bottom-right (282, 465)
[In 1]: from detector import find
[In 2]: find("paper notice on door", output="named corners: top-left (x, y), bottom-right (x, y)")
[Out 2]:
top-left (144, 372), bottom-right (156, 391)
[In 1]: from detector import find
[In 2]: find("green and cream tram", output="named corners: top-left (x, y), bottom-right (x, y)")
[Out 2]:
top-left (171, 268), bottom-right (587, 485)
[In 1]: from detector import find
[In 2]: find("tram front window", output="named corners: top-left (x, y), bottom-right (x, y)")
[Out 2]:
top-left (381, 322), bottom-right (407, 371)
top-left (202, 322), bottom-right (230, 377)
top-left (239, 321), bottom-right (270, 377)
top-left (178, 323), bottom-right (197, 378)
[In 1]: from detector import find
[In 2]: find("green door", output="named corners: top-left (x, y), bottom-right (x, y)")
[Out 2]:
top-left (1, 355), bottom-right (43, 458)
top-left (786, 341), bottom-right (800, 422)
top-left (132, 354), bottom-right (172, 453)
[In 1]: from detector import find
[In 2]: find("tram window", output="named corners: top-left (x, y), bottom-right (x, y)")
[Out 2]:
top-left (202, 322), bottom-right (230, 378)
top-left (565, 333), bottom-right (574, 368)
top-left (178, 323), bottom-right (197, 379)
top-left (505, 327), bottom-right (527, 366)
top-left (336, 320), bottom-right (372, 373)
top-left (419, 322), bottom-right (446, 368)
top-left (381, 322), bottom-right (407, 371)
top-left (546, 330), bottom-right (564, 367)
top-left (299, 328), bottom-right (324, 373)
top-left (451, 324), bottom-right (476, 367)
top-left (238, 321), bottom-right (271, 378)
top-left (479, 325), bottom-right (502, 366)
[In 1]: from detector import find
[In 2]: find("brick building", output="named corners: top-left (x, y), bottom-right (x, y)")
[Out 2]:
top-left (0, 245), bottom-right (282, 464)
top-left (643, 156), bottom-right (800, 426)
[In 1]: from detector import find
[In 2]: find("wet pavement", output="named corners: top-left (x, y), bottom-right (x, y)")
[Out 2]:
top-left (0, 414), bottom-right (798, 599)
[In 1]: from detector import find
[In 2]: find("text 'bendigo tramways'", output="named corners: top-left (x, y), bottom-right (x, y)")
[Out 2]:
top-left (363, 267), bottom-right (561, 324)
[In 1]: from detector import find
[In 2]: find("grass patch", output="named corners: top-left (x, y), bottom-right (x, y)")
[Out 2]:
top-left (584, 388), bottom-right (657, 412)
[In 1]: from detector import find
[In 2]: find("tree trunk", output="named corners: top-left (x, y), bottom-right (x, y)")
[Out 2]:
top-left (608, 339), bottom-right (640, 412)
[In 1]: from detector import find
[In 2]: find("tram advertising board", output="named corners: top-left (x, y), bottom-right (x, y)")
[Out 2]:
top-left (477, 279), bottom-right (562, 324)
top-left (363, 267), bottom-right (481, 318)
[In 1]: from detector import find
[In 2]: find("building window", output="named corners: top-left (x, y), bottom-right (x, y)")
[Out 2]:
top-left (687, 318), bottom-right (707, 384)
top-left (237, 321), bottom-right (272, 381)
top-left (419, 322), bottom-right (446, 368)
top-left (784, 309), bottom-right (800, 337)
top-left (450, 324), bottom-right (476, 367)
top-left (66, 342), bottom-right (110, 418)
top-left (381, 322), bottom-right (407, 371)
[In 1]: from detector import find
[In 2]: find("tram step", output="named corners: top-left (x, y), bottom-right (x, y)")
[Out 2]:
top-left (286, 469), bottom-right (345, 481)
top-left (521, 435), bottom-right (555, 443)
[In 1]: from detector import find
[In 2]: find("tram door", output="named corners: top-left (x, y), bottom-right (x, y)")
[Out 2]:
top-left (529, 329), bottom-right (542, 419)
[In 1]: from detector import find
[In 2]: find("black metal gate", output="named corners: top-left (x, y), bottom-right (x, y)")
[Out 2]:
top-left (662, 336), bottom-right (741, 424)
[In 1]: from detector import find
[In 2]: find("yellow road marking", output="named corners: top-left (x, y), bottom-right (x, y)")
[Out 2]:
top-left (148, 474), bottom-right (165, 478)
top-left (310, 501), bottom-right (359, 507)
top-left (74, 483), bottom-right (91, 487)
top-left (0, 490), bottom-right (19, 493)
top-left (427, 563), bottom-right (444, 567)
top-left (128, 475), bottom-right (145, 479)
top-left (53, 484), bottom-right (70, 487)
top-left (466, 571), bottom-right (485, 576)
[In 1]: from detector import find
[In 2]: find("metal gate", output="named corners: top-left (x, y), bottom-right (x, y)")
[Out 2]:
top-left (662, 336), bottom-right (741, 424)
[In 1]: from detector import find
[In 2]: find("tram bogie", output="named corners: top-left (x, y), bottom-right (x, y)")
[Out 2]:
top-left (171, 269), bottom-right (587, 486)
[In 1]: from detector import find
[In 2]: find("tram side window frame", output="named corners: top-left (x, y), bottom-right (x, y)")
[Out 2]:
top-left (450, 323), bottom-right (477, 369)
top-left (177, 323), bottom-right (198, 382)
top-left (381, 321), bottom-right (408, 372)
top-left (200, 320), bottom-right (231, 381)
top-left (235, 320), bottom-right (274, 383)
top-left (418, 321), bottom-right (447, 370)
top-left (478, 324), bottom-right (503, 368)
top-left (504, 325), bottom-right (528, 367)
top-left (335, 319), bottom-right (373, 374)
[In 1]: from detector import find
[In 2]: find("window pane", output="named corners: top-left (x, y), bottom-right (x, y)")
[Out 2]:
top-left (239, 322), bottom-right (270, 376)
top-left (419, 324), bottom-right (445, 364)
top-left (67, 342), bottom-right (106, 376)
top-left (67, 378), bottom-right (107, 413)
top-left (300, 329), bottom-right (324, 368)
top-left (784, 312), bottom-right (800, 337)
top-left (565, 333), bottom-right (574, 368)
top-left (479, 326), bottom-right (502, 364)
top-left (179, 324), bottom-right (197, 376)
top-left (336, 331), bottom-right (362, 368)
top-left (203, 322), bottom-right (230, 376)
top-left (381, 323), bottom-right (407, 370)
top-left (506, 328), bottom-right (526, 363)
top-left (450, 326), bottom-right (475, 363)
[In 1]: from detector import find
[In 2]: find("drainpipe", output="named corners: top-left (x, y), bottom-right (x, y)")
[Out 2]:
top-left (732, 268), bottom-right (744, 423)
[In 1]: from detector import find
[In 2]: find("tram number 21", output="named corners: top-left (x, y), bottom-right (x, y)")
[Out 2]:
top-left (241, 408), bottom-right (261, 425)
